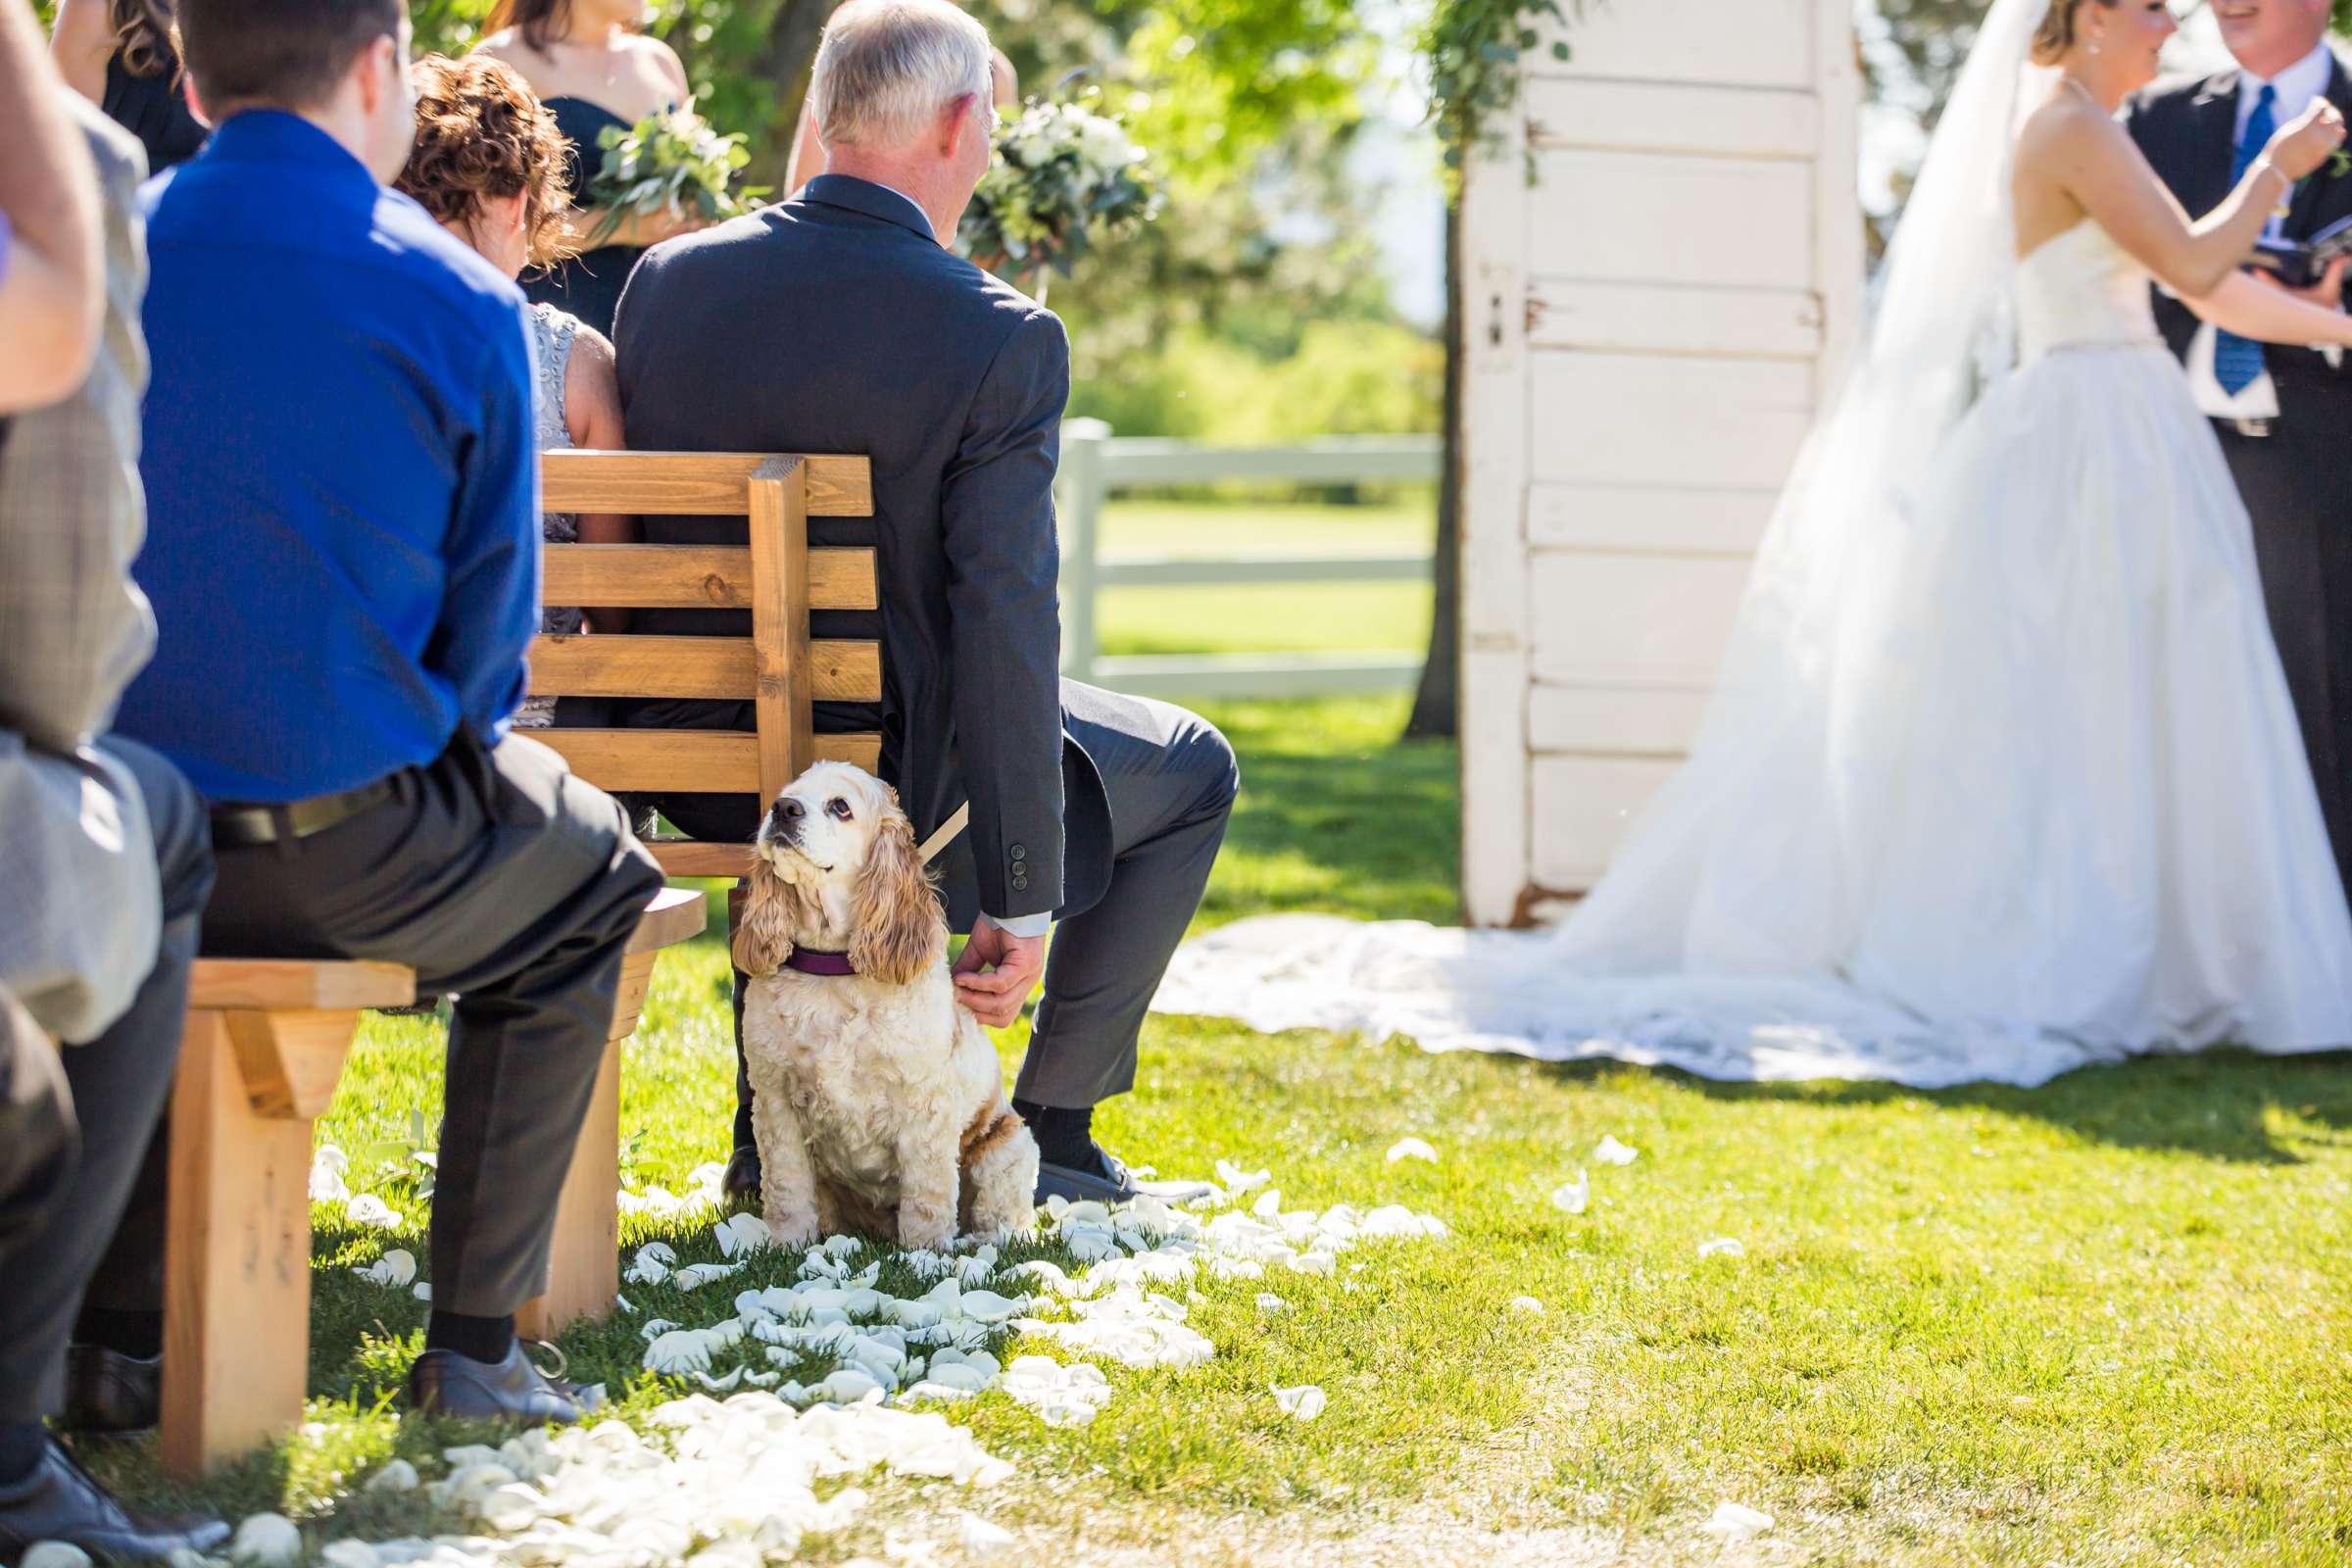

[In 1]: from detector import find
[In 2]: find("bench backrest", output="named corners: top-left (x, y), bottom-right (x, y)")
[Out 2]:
top-left (528, 450), bottom-right (878, 878)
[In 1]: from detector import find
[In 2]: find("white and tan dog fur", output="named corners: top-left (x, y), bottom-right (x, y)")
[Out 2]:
top-left (732, 761), bottom-right (1038, 1249)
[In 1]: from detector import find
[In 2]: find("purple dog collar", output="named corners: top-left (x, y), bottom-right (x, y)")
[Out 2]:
top-left (784, 949), bottom-right (858, 977)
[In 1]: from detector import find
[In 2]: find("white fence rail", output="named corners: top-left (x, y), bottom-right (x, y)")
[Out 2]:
top-left (1054, 418), bottom-right (1442, 697)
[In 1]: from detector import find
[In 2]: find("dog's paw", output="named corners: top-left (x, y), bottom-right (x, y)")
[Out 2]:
top-left (899, 1220), bottom-right (957, 1252)
top-left (764, 1215), bottom-right (822, 1250)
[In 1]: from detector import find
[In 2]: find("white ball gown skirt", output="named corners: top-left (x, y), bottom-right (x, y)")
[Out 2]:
top-left (1156, 305), bottom-right (2352, 1087)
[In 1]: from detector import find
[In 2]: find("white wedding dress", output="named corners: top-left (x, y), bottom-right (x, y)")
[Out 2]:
top-left (1152, 29), bottom-right (2352, 1088)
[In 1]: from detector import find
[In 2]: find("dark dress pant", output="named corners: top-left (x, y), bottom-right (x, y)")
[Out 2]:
top-left (188, 733), bottom-right (662, 1317)
top-left (610, 679), bottom-right (1237, 1136)
top-left (0, 737), bottom-right (211, 1421)
top-left (2218, 418), bottom-right (2352, 905)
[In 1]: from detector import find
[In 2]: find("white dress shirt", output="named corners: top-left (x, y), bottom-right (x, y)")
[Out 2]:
top-left (2237, 41), bottom-right (2338, 240)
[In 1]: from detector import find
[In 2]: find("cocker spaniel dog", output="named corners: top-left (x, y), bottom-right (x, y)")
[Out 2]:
top-left (732, 761), bottom-right (1038, 1250)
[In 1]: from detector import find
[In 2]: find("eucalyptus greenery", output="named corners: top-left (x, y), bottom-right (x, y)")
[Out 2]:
top-left (1419, 0), bottom-right (1591, 184)
top-left (956, 92), bottom-right (1163, 279)
top-left (581, 99), bottom-right (767, 245)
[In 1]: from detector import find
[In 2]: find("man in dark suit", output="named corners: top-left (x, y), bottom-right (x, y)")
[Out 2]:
top-left (612, 0), bottom-right (1237, 1204)
top-left (2128, 0), bottom-right (2352, 901)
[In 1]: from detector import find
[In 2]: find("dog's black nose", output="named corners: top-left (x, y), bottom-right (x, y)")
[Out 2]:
top-left (768, 797), bottom-right (805, 840)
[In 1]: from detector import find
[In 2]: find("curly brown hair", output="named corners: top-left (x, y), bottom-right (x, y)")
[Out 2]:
top-left (396, 53), bottom-right (576, 270)
top-left (112, 0), bottom-right (181, 80)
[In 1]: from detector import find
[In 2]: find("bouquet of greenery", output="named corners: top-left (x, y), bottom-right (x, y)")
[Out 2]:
top-left (956, 90), bottom-right (1162, 279)
top-left (581, 98), bottom-right (765, 245)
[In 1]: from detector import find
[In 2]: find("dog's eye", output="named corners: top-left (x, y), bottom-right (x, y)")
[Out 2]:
top-left (826, 798), bottom-right (853, 820)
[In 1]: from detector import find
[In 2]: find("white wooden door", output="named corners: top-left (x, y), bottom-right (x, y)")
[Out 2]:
top-left (1456, 0), bottom-right (1863, 926)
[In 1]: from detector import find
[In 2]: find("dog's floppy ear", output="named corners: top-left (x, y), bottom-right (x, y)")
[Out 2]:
top-left (849, 798), bottom-right (944, 986)
top-left (732, 855), bottom-right (806, 977)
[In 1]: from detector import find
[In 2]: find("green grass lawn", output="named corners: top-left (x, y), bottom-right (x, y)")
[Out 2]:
top-left (1092, 496), bottom-right (1435, 660)
top-left (73, 516), bottom-right (2352, 1564)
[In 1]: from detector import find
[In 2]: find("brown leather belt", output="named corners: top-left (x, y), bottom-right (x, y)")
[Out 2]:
top-left (209, 777), bottom-right (397, 848)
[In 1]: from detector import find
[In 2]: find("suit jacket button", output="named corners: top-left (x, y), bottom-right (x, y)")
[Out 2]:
top-left (1009, 844), bottom-right (1027, 861)
top-left (1011, 873), bottom-right (1029, 892)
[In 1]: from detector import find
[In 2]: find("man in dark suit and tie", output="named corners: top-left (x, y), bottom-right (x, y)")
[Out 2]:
top-left (612, 0), bottom-right (1237, 1203)
top-left (2129, 0), bottom-right (2352, 901)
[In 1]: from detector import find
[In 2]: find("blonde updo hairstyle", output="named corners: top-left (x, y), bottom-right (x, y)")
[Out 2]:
top-left (2032, 0), bottom-right (2120, 68)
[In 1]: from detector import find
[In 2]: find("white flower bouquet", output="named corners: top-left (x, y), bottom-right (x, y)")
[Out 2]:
top-left (581, 98), bottom-right (765, 245)
top-left (956, 90), bottom-right (1162, 279)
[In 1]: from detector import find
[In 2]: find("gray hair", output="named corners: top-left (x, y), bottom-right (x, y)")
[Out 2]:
top-left (809, 0), bottom-right (993, 152)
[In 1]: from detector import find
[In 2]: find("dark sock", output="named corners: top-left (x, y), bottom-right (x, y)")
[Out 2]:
top-left (1012, 1099), bottom-right (1097, 1171)
top-left (0, 1423), bottom-right (45, 1488)
top-left (74, 1307), bottom-right (163, 1359)
top-left (424, 1310), bottom-right (515, 1365)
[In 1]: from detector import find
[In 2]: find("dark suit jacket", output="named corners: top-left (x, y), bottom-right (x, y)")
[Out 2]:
top-left (612, 173), bottom-right (1110, 929)
top-left (2125, 59), bottom-right (2352, 408)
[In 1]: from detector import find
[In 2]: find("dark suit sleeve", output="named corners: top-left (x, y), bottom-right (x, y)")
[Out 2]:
top-left (941, 307), bottom-right (1069, 923)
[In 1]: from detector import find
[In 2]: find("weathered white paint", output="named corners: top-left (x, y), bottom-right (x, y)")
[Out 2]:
top-left (1457, 0), bottom-right (1861, 925)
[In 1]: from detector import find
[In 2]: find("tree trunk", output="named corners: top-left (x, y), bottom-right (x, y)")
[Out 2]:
top-left (1403, 194), bottom-right (1463, 739)
top-left (747, 0), bottom-right (845, 191)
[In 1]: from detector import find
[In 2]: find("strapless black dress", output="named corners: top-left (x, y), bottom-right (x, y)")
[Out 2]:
top-left (526, 97), bottom-right (647, 338)
top-left (102, 51), bottom-right (208, 173)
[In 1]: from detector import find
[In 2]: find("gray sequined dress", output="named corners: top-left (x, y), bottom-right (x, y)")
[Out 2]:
top-left (514, 303), bottom-right (583, 729)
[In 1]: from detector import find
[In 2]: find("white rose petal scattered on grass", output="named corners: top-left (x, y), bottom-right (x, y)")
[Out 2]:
top-left (1592, 1135), bottom-right (1641, 1166)
top-left (712, 1212), bottom-right (775, 1258)
top-left (958, 1514), bottom-right (1016, 1557)
top-left (363, 1459), bottom-right (418, 1494)
top-left (625, 1242), bottom-right (677, 1286)
top-left (344, 1194), bottom-right (399, 1229)
top-left (1702, 1501), bottom-right (1775, 1540)
top-left (20, 1543), bottom-right (92, 1568)
top-left (1271, 1384), bottom-right (1327, 1421)
top-left (411, 1282), bottom-right (431, 1302)
top-left (309, 1145), bottom-right (351, 1203)
top-left (1385, 1137), bottom-right (1438, 1164)
top-left (1549, 1171), bottom-right (1591, 1215)
top-left (1256, 1293), bottom-right (1289, 1313)
top-left (319, 1540), bottom-right (378, 1568)
top-left (999, 1355), bottom-right (1112, 1427)
top-left (351, 1249), bottom-right (416, 1288)
top-left (1698, 1237), bottom-right (1746, 1258)
top-left (229, 1513), bottom-right (304, 1568)
top-left (1508, 1296), bottom-right (1545, 1315)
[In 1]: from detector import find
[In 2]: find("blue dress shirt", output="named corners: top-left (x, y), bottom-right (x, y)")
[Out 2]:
top-left (118, 111), bottom-right (541, 803)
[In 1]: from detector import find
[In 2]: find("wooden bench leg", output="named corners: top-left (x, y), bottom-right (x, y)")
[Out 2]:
top-left (161, 1007), bottom-right (357, 1478)
top-left (518, 949), bottom-right (655, 1340)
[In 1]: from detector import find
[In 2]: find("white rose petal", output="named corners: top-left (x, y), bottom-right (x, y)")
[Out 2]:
top-left (1384, 1138), bottom-right (1438, 1164)
top-left (1593, 1135), bottom-right (1641, 1166)
top-left (345, 1194), bottom-right (400, 1229)
top-left (411, 1282), bottom-right (430, 1302)
top-left (1549, 1171), bottom-right (1590, 1215)
top-left (364, 1459), bottom-right (419, 1494)
top-left (958, 1515), bottom-right (1016, 1557)
top-left (1702, 1501), bottom-right (1775, 1540)
top-left (319, 1541), bottom-right (378, 1568)
top-left (1697, 1237), bottom-right (1745, 1258)
top-left (21, 1544), bottom-right (93, 1568)
top-left (1255, 1293), bottom-right (1289, 1313)
top-left (229, 1514), bottom-right (304, 1568)
top-left (352, 1248), bottom-right (416, 1288)
top-left (1271, 1384), bottom-right (1327, 1421)
top-left (1213, 1160), bottom-right (1270, 1196)
top-left (713, 1212), bottom-right (775, 1258)
top-left (625, 1242), bottom-right (676, 1285)
top-left (1508, 1296), bottom-right (1545, 1315)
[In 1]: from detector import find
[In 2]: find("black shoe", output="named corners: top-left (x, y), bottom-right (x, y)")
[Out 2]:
top-left (721, 1142), bottom-right (762, 1200)
top-left (0, 1437), bottom-right (228, 1563)
top-left (59, 1344), bottom-right (161, 1434)
top-left (1035, 1144), bottom-right (1215, 1205)
top-left (407, 1342), bottom-right (597, 1425)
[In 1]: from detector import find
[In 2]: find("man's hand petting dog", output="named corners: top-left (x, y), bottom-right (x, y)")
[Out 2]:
top-left (954, 923), bottom-right (1045, 1028)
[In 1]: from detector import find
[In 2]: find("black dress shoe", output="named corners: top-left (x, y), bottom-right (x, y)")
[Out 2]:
top-left (407, 1342), bottom-right (594, 1425)
top-left (60, 1344), bottom-right (161, 1434)
top-left (1035, 1144), bottom-right (1215, 1205)
top-left (0, 1437), bottom-right (228, 1563)
top-left (721, 1142), bottom-right (762, 1199)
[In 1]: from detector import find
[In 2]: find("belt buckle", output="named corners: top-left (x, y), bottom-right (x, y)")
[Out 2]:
top-left (2232, 416), bottom-right (2275, 439)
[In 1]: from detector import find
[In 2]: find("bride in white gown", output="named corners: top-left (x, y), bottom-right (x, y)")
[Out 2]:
top-left (1155, 0), bottom-right (2352, 1088)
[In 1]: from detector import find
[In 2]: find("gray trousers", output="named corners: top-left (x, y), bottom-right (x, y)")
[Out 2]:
top-left (192, 732), bottom-right (662, 1316)
top-left (613, 680), bottom-right (1237, 1131)
top-left (0, 737), bottom-right (211, 1421)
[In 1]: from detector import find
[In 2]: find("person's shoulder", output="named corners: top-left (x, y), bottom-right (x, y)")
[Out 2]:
top-left (2126, 68), bottom-right (2230, 125)
top-left (60, 89), bottom-right (147, 192)
top-left (631, 32), bottom-right (690, 95)
top-left (370, 187), bottom-right (530, 330)
top-left (2018, 82), bottom-right (2119, 156)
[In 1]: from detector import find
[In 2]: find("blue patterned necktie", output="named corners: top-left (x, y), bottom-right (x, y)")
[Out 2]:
top-left (2215, 83), bottom-right (2278, 397)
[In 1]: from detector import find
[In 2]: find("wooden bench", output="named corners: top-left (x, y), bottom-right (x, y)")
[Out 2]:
top-left (530, 449), bottom-right (881, 876)
top-left (157, 448), bottom-right (864, 1476)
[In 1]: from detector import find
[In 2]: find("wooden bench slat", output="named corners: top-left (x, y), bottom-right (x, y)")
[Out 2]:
top-left (627, 885), bottom-right (712, 955)
top-left (526, 635), bottom-right (881, 703)
top-left (542, 545), bottom-right (877, 612)
top-left (541, 450), bottom-right (871, 516)
top-left (187, 958), bottom-right (416, 1011)
top-left (537, 728), bottom-right (882, 793)
top-left (649, 842), bottom-right (757, 878)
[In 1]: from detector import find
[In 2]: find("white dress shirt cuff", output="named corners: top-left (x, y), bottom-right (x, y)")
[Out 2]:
top-left (979, 909), bottom-right (1052, 940)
